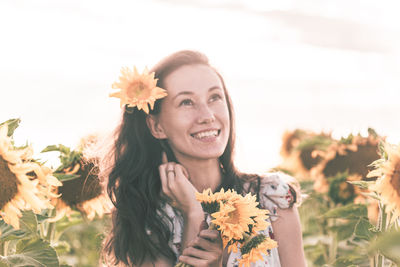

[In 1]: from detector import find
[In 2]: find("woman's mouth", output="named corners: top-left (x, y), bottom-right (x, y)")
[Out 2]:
top-left (190, 129), bottom-right (221, 140)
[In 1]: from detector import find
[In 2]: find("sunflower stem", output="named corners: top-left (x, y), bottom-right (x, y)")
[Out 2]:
top-left (328, 218), bottom-right (338, 264)
top-left (1, 240), bottom-right (8, 256)
top-left (46, 209), bottom-right (57, 242)
top-left (39, 222), bottom-right (46, 239)
top-left (376, 204), bottom-right (387, 267)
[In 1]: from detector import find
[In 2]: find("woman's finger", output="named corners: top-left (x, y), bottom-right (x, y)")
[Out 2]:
top-left (175, 164), bottom-right (190, 180)
top-left (198, 229), bottom-right (221, 242)
top-left (161, 151), bottom-right (168, 164)
top-left (181, 246), bottom-right (209, 259)
top-left (174, 164), bottom-right (189, 182)
top-left (158, 164), bottom-right (170, 196)
top-left (199, 219), bottom-right (208, 232)
top-left (179, 255), bottom-right (208, 267)
top-left (166, 163), bottom-right (176, 190)
top-left (191, 236), bottom-right (220, 252)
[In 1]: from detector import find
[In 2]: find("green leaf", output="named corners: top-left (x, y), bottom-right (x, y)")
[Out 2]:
top-left (368, 158), bottom-right (385, 168)
top-left (322, 203), bottom-right (367, 219)
top-left (0, 221), bottom-right (26, 242)
top-left (36, 214), bottom-right (51, 224)
top-left (55, 212), bottom-right (84, 234)
top-left (41, 144), bottom-right (71, 154)
top-left (0, 238), bottom-right (59, 267)
top-left (52, 241), bottom-right (71, 255)
top-left (52, 173), bottom-right (80, 182)
top-left (0, 118), bottom-right (21, 136)
top-left (360, 192), bottom-right (381, 201)
top-left (19, 211), bottom-right (39, 236)
top-left (369, 230), bottom-right (400, 265)
top-left (41, 144), bottom-right (72, 156)
top-left (41, 145), bottom-right (60, 153)
top-left (347, 180), bottom-right (374, 190)
top-left (354, 218), bottom-right (376, 240)
top-left (296, 135), bottom-right (333, 151)
top-left (328, 220), bottom-right (358, 241)
top-left (367, 127), bottom-right (378, 138)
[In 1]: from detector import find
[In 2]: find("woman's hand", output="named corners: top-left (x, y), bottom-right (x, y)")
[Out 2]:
top-left (158, 152), bottom-right (202, 216)
top-left (179, 220), bottom-right (223, 267)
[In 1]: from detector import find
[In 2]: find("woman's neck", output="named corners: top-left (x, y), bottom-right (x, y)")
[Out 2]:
top-left (175, 155), bottom-right (222, 192)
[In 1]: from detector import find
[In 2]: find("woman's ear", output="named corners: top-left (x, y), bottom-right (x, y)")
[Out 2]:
top-left (146, 115), bottom-right (167, 139)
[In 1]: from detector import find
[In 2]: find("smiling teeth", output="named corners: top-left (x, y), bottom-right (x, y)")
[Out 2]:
top-left (192, 130), bottom-right (218, 139)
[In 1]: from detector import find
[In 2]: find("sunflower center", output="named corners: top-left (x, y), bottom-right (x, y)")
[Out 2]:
top-left (0, 156), bottom-right (19, 210)
top-left (127, 81), bottom-right (150, 99)
top-left (390, 161), bottom-right (400, 197)
top-left (338, 182), bottom-right (353, 200)
top-left (59, 162), bottom-right (102, 206)
top-left (241, 234), bottom-right (266, 255)
top-left (226, 208), bottom-right (240, 224)
top-left (323, 143), bottom-right (380, 179)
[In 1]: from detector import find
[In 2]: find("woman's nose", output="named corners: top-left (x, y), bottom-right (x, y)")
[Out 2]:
top-left (197, 104), bottom-right (215, 124)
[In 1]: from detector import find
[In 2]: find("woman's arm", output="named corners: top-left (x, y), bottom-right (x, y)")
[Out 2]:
top-left (181, 210), bottom-right (204, 252)
top-left (271, 206), bottom-right (307, 267)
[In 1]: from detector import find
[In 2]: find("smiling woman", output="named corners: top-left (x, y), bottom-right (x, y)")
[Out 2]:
top-left (101, 50), bottom-right (306, 267)
top-left (147, 64), bottom-right (230, 167)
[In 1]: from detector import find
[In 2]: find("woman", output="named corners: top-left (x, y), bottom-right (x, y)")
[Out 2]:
top-left (102, 50), bottom-right (306, 266)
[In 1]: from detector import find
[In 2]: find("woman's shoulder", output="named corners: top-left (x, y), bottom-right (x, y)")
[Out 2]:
top-left (240, 171), bottom-right (301, 221)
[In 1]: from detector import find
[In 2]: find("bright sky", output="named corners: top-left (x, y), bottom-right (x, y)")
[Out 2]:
top-left (1, 0), bottom-right (399, 172)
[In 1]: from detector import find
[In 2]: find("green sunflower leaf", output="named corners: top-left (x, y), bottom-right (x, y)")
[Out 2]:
top-left (0, 118), bottom-right (21, 137)
top-left (53, 173), bottom-right (80, 182)
top-left (354, 217), bottom-right (376, 241)
top-left (347, 180), bottom-right (374, 189)
top-left (322, 203), bottom-right (367, 219)
top-left (0, 238), bottom-right (59, 267)
top-left (368, 230), bottom-right (400, 265)
top-left (0, 221), bottom-right (26, 242)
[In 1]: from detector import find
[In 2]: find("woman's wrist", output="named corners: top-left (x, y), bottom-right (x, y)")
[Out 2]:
top-left (183, 205), bottom-right (204, 221)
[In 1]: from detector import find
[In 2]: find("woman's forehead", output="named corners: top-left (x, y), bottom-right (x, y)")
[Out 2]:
top-left (163, 64), bottom-right (223, 95)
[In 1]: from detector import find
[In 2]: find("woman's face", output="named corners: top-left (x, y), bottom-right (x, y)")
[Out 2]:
top-left (155, 64), bottom-right (230, 161)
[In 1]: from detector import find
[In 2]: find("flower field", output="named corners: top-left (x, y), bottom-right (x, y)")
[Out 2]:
top-left (1, 118), bottom-right (399, 266)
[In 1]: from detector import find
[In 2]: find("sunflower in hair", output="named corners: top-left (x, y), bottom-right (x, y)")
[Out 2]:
top-left (110, 66), bottom-right (168, 114)
top-left (370, 143), bottom-right (400, 220)
top-left (0, 124), bottom-right (53, 230)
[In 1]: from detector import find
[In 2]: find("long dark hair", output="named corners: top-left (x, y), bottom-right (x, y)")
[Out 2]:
top-left (102, 50), bottom-right (256, 266)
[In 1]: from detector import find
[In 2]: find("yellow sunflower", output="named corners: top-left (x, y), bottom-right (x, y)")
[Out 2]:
top-left (311, 132), bottom-right (381, 193)
top-left (372, 143), bottom-right (400, 220)
top-left (211, 195), bottom-right (259, 243)
top-left (238, 234), bottom-right (278, 267)
top-left (110, 66), bottom-right (168, 114)
top-left (0, 124), bottom-right (50, 230)
top-left (47, 137), bottom-right (112, 222)
top-left (280, 129), bottom-right (306, 158)
top-left (50, 158), bottom-right (112, 222)
top-left (241, 193), bottom-right (269, 233)
top-left (196, 188), bottom-right (238, 213)
top-left (279, 129), bottom-right (332, 180)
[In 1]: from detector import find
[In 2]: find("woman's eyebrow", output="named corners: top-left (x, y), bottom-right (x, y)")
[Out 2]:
top-left (172, 86), bottom-right (222, 101)
top-left (172, 91), bottom-right (194, 101)
top-left (209, 86), bottom-right (222, 92)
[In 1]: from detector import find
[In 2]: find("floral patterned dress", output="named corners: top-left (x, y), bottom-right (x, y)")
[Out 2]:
top-left (160, 172), bottom-right (299, 267)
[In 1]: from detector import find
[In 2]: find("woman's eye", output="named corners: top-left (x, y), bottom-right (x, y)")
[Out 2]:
top-left (179, 99), bottom-right (193, 106)
top-left (210, 94), bottom-right (222, 102)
